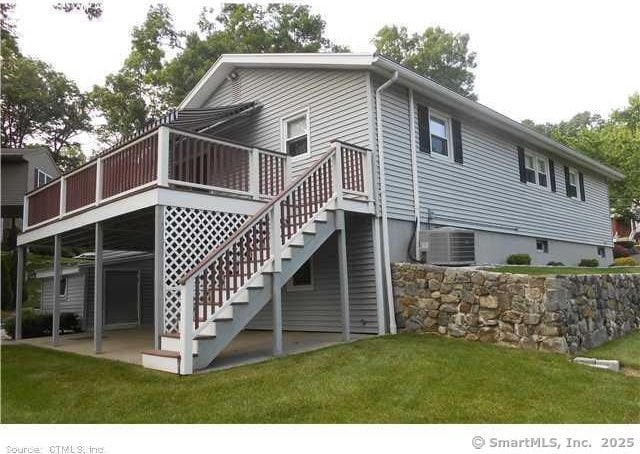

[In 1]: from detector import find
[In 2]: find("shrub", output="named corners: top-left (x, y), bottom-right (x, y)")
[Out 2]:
top-left (3, 310), bottom-right (81, 339)
top-left (613, 257), bottom-right (638, 267)
top-left (613, 244), bottom-right (632, 258)
top-left (506, 254), bottom-right (531, 265)
top-left (578, 258), bottom-right (599, 267)
top-left (547, 261), bottom-right (565, 266)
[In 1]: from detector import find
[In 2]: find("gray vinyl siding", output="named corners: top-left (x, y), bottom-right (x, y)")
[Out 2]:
top-left (247, 215), bottom-right (378, 334)
top-left (40, 272), bottom-right (86, 319)
top-left (373, 75), bottom-right (613, 246)
top-left (25, 149), bottom-right (60, 190)
top-left (1, 161), bottom-right (27, 205)
top-left (85, 258), bottom-right (154, 327)
top-left (205, 68), bottom-right (371, 176)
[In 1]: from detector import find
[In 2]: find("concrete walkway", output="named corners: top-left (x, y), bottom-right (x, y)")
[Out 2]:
top-left (15, 328), bottom-right (370, 371)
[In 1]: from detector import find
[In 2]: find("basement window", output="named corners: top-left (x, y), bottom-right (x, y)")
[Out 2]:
top-left (287, 259), bottom-right (313, 291)
top-left (536, 239), bottom-right (549, 253)
top-left (597, 246), bottom-right (606, 258)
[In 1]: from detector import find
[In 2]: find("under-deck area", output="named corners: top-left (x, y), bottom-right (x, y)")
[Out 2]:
top-left (17, 328), bottom-right (371, 372)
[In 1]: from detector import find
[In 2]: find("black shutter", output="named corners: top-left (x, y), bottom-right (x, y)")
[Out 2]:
top-left (517, 146), bottom-right (526, 183)
top-left (564, 166), bottom-right (571, 197)
top-left (579, 172), bottom-right (586, 201)
top-left (452, 118), bottom-right (463, 164)
top-left (417, 104), bottom-right (430, 153)
top-left (548, 159), bottom-right (556, 192)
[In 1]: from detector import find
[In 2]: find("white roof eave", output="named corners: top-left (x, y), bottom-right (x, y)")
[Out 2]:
top-left (178, 53), bottom-right (623, 181)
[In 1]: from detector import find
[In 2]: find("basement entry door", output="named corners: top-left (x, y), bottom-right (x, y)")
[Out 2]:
top-left (104, 270), bottom-right (140, 327)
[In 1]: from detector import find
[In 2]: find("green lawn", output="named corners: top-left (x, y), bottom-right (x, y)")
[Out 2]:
top-left (584, 330), bottom-right (640, 370)
top-left (2, 333), bottom-right (638, 423)
top-left (490, 266), bottom-right (640, 275)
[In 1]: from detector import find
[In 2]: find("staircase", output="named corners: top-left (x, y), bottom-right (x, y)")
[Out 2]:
top-left (142, 141), bottom-right (371, 374)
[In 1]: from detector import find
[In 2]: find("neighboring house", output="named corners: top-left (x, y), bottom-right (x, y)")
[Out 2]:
top-left (1, 147), bottom-right (60, 246)
top-left (14, 53), bottom-right (624, 374)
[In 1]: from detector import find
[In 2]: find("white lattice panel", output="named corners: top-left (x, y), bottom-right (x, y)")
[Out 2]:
top-left (163, 206), bottom-right (247, 332)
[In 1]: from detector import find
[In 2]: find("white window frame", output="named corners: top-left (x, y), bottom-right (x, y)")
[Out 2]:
top-left (567, 167), bottom-right (581, 200)
top-left (281, 108), bottom-right (311, 160)
top-left (536, 239), bottom-right (549, 254)
top-left (523, 150), bottom-right (550, 191)
top-left (35, 168), bottom-right (53, 188)
top-left (59, 277), bottom-right (68, 298)
top-left (286, 258), bottom-right (314, 292)
top-left (428, 109), bottom-right (453, 160)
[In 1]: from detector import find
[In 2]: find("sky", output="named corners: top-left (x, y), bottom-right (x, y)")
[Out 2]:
top-left (11, 0), bottom-right (640, 154)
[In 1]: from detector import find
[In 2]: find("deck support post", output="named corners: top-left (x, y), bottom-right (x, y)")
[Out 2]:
top-left (153, 205), bottom-right (165, 349)
top-left (272, 273), bottom-right (283, 356)
top-left (14, 246), bottom-right (25, 340)
top-left (94, 222), bottom-right (104, 354)
top-left (336, 210), bottom-right (350, 342)
top-left (371, 217), bottom-right (386, 335)
top-left (52, 234), bottom-right (62, 346)
top-left (271, 203), bottom-right (283, 356)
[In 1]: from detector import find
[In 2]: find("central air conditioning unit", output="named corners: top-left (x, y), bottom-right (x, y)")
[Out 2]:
top-left (418, 227), bottom-right (476, 265)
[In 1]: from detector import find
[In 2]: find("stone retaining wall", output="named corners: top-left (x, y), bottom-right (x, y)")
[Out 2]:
top-left (392, 264), bottom-right (640, 353)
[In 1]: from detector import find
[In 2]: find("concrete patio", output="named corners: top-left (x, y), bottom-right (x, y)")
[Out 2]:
top-left (16, 327), bottom-right (370, 372)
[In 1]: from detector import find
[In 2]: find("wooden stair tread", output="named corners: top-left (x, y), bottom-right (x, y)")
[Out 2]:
top-left (162, 333), bottom-right (216, 340)
top-left (141, 349), bottom-right (197, 358)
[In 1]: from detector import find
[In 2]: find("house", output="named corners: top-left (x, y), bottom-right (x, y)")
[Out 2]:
top-left (1, 147), bottom-right (60, 247)
top-left (14, 53), bottom-right (623, 374)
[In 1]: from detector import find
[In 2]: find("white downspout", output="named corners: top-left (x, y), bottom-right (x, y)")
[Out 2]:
top-left (408, 88), bottom-right (420, 260)
top-left (375, 70), bottom-right (399, 335)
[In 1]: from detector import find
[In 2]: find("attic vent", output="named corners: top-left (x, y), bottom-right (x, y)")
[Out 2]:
top-left (419, 227), bottom-right (475, 266)
top-left (231, 77), bottom-right (242, 102)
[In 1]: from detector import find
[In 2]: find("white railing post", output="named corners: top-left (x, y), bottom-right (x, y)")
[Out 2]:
top-left (59, 177), bottom-right (66, 218)
top-left (331, 142), bottom-right (343, 200)
top-left (364, 148), bottom-right (374, 203)
top-left (157, 127), bottom-right (170, 187)
top-left (179, 279), bottom-right (194, 375)
top-left (95, 158), bottom-right (103, 205)
top-left (249, 148), bottom-right (260, 199)
top-left (270, 204), bottom-right (282, 272)
top-left (23, 195), bottom-right (29, 231)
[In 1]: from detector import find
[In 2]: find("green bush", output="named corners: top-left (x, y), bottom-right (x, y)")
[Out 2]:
top-left (613, 257), bottom-right (638, 267)
top-left (578, 258), bottom-right (599, 267)
top-left (1, 251), bottom-right (16, 311)
top-left (506, 254), bottom-right (531, 265)
top-left (547, 261), bottom-right (565, 266)
top-left (3, 310), bottom-right (81, 339)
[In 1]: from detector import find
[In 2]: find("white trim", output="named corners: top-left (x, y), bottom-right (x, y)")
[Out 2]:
top-left (408, 89), bottom-right (421, 260)
top-left (35, 267), bottom-right (81, 279)
top-left (285, 258), bottom-right (314, 292)
top-left (567, 166), bottom-right (581, 200)
top-left (427, 108), bottom-right (453, 161)
top-left (35, 168), bottom-right (53, 188)
top-left (523, 149), bottom-right (551, 191)
top-left (280, 107), bottom-right (311, 161)
top-left (535, 238), bottom-right (549, 254)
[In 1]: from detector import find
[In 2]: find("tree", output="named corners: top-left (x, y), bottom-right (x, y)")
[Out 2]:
top-left (92, 3), bottom-right (346, 141)
top-left (52, 2), bottom-right (103, 20)
top-left (373, 25), bottom-right (478, 100)
top-left (523, 94), bottom-right (640, 220)
top-left (1, 5), bottom-right (91, 170)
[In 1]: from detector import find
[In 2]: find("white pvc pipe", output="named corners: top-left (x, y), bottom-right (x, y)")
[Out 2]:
top-left (375, 71), bottom-right (399, 334)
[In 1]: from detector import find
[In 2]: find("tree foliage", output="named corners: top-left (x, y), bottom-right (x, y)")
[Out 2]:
top-left (52, 2), bottom-right (103, 20)
top-left (1, 4), bottom-right (90, 170)
top-left (91, 3), bottom-right (346, 142)
top-left (523, 94), bottom-right (640, 220)
top-left (373, 25), bottom-right (478, 100)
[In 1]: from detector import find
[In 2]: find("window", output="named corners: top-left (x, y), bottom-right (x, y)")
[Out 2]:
top-left (287, 259), bottom-right (313, 291)
top-left (429, 114), bottom-right (449, 156)
top-left (597, 246), bottom-right (606, 258)
top-left (524, 152), bottom-right (548, 188)
top-left (59, 277), bottom-right (67, 297)
top-left (536, 239), bottom-right (549, 253)
top-left (283, 111), bottom-right (309, 158)
top-left (35, 168), bottom-right (52, 188)
top-left (567, 169), bottom-right (579, 199)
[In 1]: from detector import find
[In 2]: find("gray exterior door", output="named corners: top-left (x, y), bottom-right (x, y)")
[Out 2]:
top-left (104, 270), bottom-right (140, 327)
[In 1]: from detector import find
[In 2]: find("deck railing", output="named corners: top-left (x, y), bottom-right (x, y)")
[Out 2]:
top-left (23, 126), bottom-right (289, 229)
